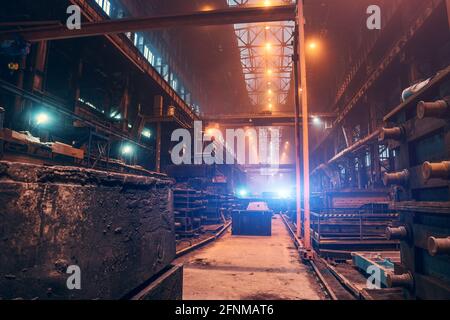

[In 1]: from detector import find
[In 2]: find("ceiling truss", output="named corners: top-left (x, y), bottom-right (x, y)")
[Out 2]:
top-left (228, 0), bottom-right (295, 109)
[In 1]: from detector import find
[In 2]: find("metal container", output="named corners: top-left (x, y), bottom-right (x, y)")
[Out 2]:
top-left (232, 209), bottom-right (272, 236)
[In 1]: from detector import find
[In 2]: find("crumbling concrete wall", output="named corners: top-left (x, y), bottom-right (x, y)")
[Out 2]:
top-left (0, 161), bottom-right (175, 299)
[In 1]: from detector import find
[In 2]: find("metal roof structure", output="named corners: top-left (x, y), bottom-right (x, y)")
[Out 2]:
top-left (227, 0), bottom-right (295, 111)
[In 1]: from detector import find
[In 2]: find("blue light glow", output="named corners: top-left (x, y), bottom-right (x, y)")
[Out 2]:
top-left (237, 188), bottom-right (248, 198)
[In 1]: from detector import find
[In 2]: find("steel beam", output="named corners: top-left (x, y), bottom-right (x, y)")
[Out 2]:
top-left (0, 5), bottom-right (296, 42)
top-left (203, 112), bottom-right (336, 127)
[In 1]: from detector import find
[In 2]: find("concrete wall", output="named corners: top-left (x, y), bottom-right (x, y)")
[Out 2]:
top-left (0, 161), bottom-right (175, 300)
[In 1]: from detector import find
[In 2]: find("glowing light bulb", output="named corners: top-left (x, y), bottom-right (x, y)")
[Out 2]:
top-left (313, 116), bottom-right (322, 125)
top-left (35, 112), bottom-right (50, 125)
top-left (142, 129), bottom-right (151, 138)
top-left (121, 144), bottom-right (134, 155)
top-left (309, 42), bottom-right (317, 49)
top-left (238, 188), bottom-right (248, 197)
top-left (201, 5), bottom-right (214, 11)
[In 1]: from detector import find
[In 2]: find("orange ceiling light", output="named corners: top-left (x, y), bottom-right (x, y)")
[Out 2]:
top-left (200, 5), bottom-right (214, 11)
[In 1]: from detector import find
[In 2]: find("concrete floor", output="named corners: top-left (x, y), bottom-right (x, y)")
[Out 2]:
top-left (175, 215), bottom-right (323, 300)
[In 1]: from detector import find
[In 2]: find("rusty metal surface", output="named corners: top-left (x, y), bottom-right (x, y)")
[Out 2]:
top-left (0, 161), bottom-right (175, 300)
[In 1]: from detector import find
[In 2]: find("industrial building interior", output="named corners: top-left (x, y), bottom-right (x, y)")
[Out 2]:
top-left (0, 0), bottom-right (450, 305)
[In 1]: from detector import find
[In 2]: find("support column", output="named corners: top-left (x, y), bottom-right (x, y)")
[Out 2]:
top-left (0, 107), bottom-right (4, 158)
top-left (121, 76), bottom-right (130, 132)
top-left (154, 95), bottom-right (164, 173)
top-left (155, 123), bottom-right (162, 173)
top-left (293, 23), bottom-right (302, 239)
top-left (297, 0), bottom-right (311, 251)
top-left (358, 154), bottom-right (368, 189)
top-left (13, 55), bottom-right (27, 126)
top-left (446, 0), bottom-right (450, 29)
top-left (31, 41), bottom-right (48, 92)
top-left (72, 57), bottom-right (84, 109)
top-left (369, 103), bottom-right (381, 186)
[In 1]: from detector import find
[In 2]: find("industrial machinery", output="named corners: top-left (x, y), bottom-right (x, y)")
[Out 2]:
top-left (383, 66), bottom-right (450, 299)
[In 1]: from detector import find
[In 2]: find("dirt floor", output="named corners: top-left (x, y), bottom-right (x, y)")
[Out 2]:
top-left (175, 215), bottom-right (324, 300)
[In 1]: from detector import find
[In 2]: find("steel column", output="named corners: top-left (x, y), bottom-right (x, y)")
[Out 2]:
top-left (0, 107), bottom-right (4, 158)
top-left (293, 23), bottom-right (302, 239)
top-left (447, 0), bottom-right (450, 29)
top-left (155, 122), bottom-right (162, 173)
top-left (297, 0), bottom-right (311, 251)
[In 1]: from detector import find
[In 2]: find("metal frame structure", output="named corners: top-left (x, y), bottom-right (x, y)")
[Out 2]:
top-left (203, 111), bottom-right (335, 127)
top-left (227, 0), bottom-right (312, 252)
top-left (228, 0), bottom-right (295, 109)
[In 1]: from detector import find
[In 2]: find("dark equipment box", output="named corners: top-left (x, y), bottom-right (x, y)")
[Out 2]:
top-left (232, 209), bottom-right (272, 236)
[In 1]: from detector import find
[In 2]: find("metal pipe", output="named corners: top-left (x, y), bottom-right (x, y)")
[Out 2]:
top-left (0, 5), bottom-right (296, 42)
top-left (383, 169), bottom-right (410, 186)
top-left (428, 236), bottom-right (450, 256)
top-left (387, 272), bottom-right (414, 290)
top-left (417, 98), bottom-right (450, 119)
top-left (422, 161), bottom-right (450, 181)
top-left (386, 226), bottom-right (409, 240)
top-left (327, 130), bottom-right (380, 166)
top-left (379, 127), bottom-right (404, 142)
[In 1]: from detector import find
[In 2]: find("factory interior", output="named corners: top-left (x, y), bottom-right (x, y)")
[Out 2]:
top-left (1, 0), bottom-right (450, 308)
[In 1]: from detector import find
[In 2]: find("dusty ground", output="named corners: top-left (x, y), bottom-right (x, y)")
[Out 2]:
top-left (175, 215), bottom-right (323, 300)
